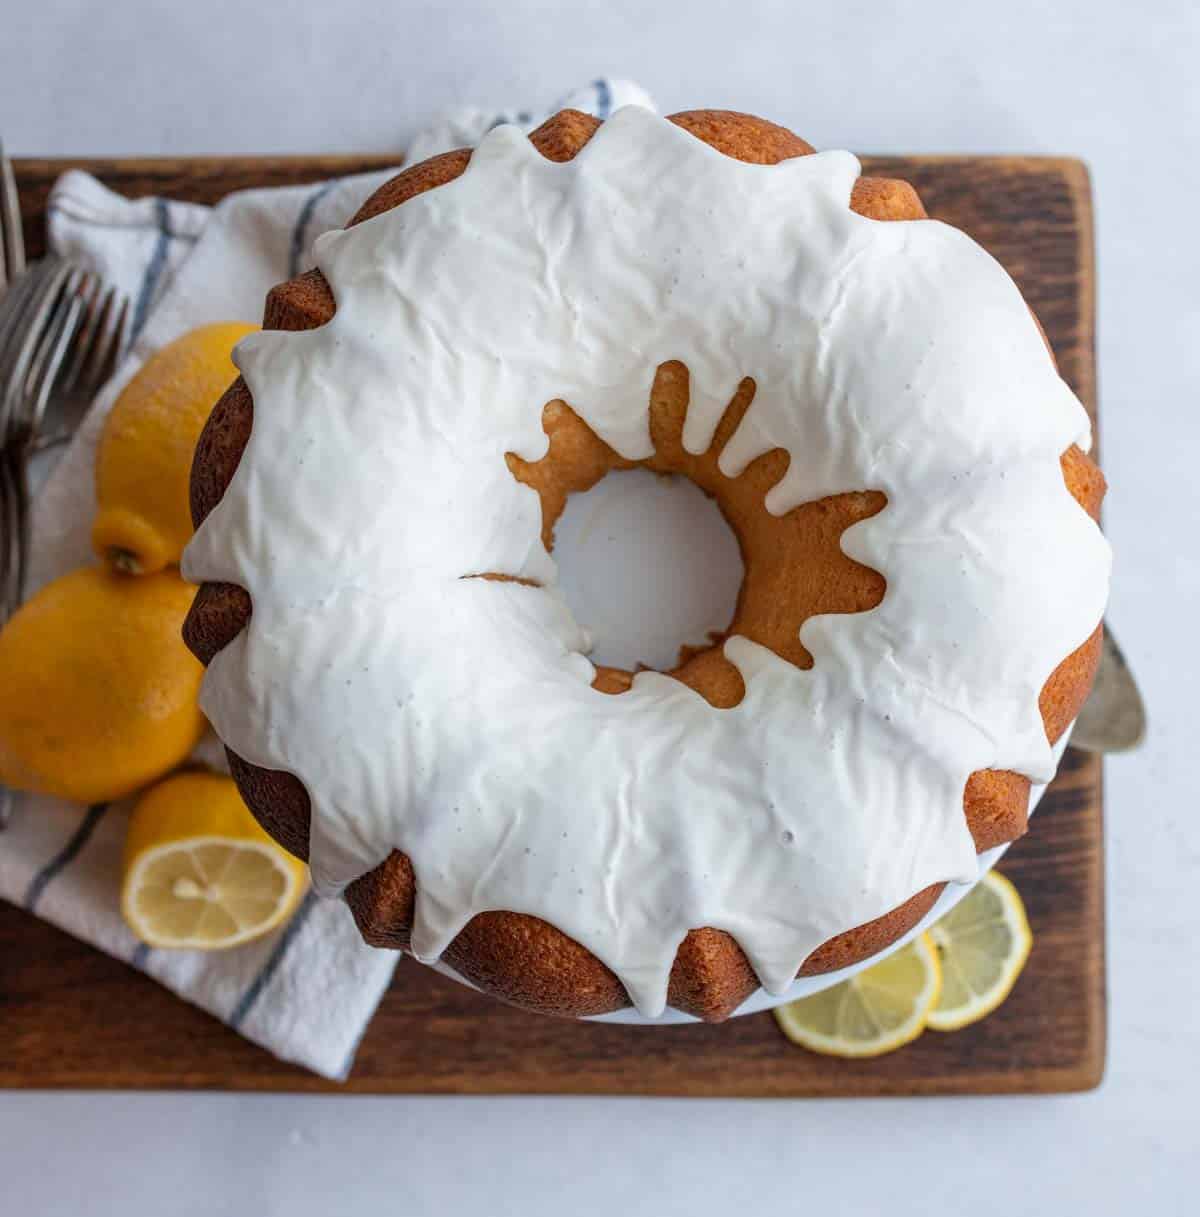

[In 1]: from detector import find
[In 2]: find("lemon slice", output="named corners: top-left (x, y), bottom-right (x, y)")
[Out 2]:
top-left (121, 771), bottom-right (307, 950)
top-left (774, 934), bottom-right (942, 1057)
top-left (927, 869), bottom-right (1032, 1031)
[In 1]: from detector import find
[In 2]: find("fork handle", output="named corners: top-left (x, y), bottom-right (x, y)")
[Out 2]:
top-left (0, 450), bottom-right (22, 623)
top-left (2, 430), bottom-right (32, 618)
top-left (13, 438), bottom-right (31, 607)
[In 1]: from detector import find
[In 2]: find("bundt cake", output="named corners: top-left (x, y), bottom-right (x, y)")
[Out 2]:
top-left (182, 107), bottom-right (1111, 1021)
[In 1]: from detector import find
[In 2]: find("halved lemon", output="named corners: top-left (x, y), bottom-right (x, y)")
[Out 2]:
top-left (774, 934), bottom-right (942, 1058)
top-left (926, 869), bottom-right (1032, 1031)
top-left (121, 771), bottom-right (307, 950)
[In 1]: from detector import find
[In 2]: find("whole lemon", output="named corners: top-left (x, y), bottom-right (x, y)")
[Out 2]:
top-left (92, 321), bottom-right (257, 575)
top-left (0, 567), bottom-right (206, 803)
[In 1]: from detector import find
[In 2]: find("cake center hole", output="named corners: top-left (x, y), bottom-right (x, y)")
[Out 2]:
top-left (553, 469), bottom-right (745, 673)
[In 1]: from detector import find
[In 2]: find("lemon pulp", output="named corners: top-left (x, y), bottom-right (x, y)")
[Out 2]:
top-left (774, 934), bottom-right (942, 1058)
top-left (927, 869), bottom-right (1032, 1031)
top-left (121, 772), bottom-right (306, 950)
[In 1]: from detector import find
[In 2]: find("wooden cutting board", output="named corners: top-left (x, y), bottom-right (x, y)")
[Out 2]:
top-left (0, 152), bottom-right (1104, 1095)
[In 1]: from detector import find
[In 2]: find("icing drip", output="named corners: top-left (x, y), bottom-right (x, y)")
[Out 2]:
top-left (184, 108), bottom-right (1111, 1017)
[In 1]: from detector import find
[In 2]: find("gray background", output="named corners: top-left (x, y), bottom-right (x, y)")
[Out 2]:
top-left (1, 1), bottom-right (1197, 1212)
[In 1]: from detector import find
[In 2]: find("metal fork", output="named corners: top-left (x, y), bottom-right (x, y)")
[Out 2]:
top-left (38, 274), bottom-right (128, 451)
top-left (0, 265), bottom-right (126, 617)
top-left (1, 274), bottom-right (84, 611)
top-left (0, 261), bottom-right (80, 608)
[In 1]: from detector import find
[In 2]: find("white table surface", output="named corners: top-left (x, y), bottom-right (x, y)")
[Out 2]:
top-left (1, 1), bottom-right (1197, 1213)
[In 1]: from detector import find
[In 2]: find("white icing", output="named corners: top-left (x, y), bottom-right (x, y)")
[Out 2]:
top-left (183, 107), bottom-right (1111, 1017)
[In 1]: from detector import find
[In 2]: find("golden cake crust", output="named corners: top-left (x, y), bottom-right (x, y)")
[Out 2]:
top-left (184, 109), bottom-right (1105, 1021)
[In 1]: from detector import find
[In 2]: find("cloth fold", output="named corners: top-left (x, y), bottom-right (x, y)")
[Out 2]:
top-left (0, 79), bottom-right (654, 1079)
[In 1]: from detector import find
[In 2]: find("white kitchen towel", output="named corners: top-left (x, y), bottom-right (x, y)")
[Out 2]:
top-left (0, 79), bottom-right (654, 1080)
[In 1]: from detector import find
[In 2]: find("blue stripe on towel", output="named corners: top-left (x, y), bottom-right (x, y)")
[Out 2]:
top-left (44, 200), bottom-right (199, 243)
top-left (288, 181), bottom-right (338, 278)
top-left (594, 79), bottom-right (612, 119)
top-left (162, 207), bottom-right (200, 244)
top-left (130, 942), bottom-right (151, 969)
top-left (23, 803), bottom-right (111, 913)
top-left (129, 197), bottom-right (171, 342)
top-left (228, 889), bottom-right (320, 1029)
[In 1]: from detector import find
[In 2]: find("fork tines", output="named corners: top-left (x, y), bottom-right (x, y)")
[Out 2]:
top-left (0, 136), bottom-right (129, 635)
top-left (62, 278), bottom-right (128, 401)
top-left (0, 262), bottom-right (129, 618)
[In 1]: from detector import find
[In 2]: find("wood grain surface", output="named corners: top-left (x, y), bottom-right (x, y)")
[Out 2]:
top-left (0, 152), bottom-right (1104, 1095)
